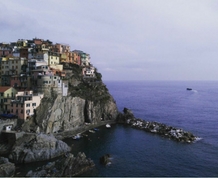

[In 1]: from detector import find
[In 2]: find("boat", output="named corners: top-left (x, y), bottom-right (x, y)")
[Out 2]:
top-left (89, 130), bottom-right (95, 133)
top-left (72, 134), bottom-right (81, 140)
top-left (93, 128), bottom-right (99, 131)
top-left (106, 124), bottom-right (111, 128)
top-left (186, 88), bottom-right (192, 91)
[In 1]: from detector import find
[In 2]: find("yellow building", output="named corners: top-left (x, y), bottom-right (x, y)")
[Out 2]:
top-left (1, 57), bottom-right (27, 75)
top-left (17, 39), bottom-right (28, 48)
top-left (60, 53), bottom-right (67, 63)
top-left (48, 52), bottom-right (60, 66)
top-left (1, 57), bottom-right (27, 86)
top-left (0, 86), bottom-right (17, 114)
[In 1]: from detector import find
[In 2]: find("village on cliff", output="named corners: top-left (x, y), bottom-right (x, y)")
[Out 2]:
top-left (0, 38), bottom-right (199, 177)
top-left (0, 38), bottom-right (96, 128)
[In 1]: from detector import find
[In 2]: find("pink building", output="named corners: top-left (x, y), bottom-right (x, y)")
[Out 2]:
top-left (10, 75), bottom-right (21, 88)
top-left (9, 90), bottom-right (44, 120)
top-left (0, 47), bottom-right (12, 57)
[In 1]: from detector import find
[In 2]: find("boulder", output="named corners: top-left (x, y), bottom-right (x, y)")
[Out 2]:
top-left (9, 133), bottom-right (70, 163)
top-left (0, 157), bottom-right (15, 177)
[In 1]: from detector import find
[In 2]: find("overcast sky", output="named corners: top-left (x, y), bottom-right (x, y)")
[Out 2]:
top-left (1, 0), bottom-right (218, 81)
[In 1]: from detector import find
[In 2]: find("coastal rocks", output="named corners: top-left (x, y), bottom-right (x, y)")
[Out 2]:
top-left (117, 108), bottom-right (197, 143)
top-left (26, 152), bottom-right (95, 177)
top-left (0, 157), bottom-right (15, 177)
top-left (99, 154), bottom-right (111, 165)
top-left (8, 133), bottom-right (70, 163)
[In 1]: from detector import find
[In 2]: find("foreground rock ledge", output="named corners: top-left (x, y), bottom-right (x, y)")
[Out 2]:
top-left (0, 157), bottom-right (15, 177)
top-left (26, 152), bottom-right (95, 177)
top-left (117, 108), bottom-right (197, 143)
top-left (9, 133), bottom-right (70, 163)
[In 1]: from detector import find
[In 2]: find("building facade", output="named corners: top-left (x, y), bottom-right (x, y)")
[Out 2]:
top-left (0, 87), bottom-right (17, 114)
top-left (10, 90), bottom-right (43, 120)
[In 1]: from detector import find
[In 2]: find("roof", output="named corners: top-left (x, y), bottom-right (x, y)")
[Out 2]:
top-left (0, 86), bottom-right (12, 93)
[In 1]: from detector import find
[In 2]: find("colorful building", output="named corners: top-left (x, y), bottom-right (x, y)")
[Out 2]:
top-left (10, 74), bottom-right (31, 90)
top-left (72, 50), bottom-right (81, 65)
top-left (48, 51), bottom-right (60, 66)
top-left (82, 65), bottom-right (95, 78)
top-left (1, 57), bottom-right (27, 86)
top-left (0, 47), bottom-right (12, 57)
top-left (0, 86), bottom-right (17, 114)
top-left (10, 90), bottom-right (43, 120)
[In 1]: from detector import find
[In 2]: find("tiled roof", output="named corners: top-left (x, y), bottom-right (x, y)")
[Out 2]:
top-left (0, 86), bottom-right (11, 93)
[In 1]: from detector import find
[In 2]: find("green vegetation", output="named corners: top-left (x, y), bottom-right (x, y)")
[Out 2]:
top-left (60, 63), bottom-right (110, 104)
top-left (69, 79), bottom-right (110, 104)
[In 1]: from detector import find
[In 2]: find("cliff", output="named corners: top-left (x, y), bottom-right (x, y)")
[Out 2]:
top-left (22, 64), bottom-right (118, 137)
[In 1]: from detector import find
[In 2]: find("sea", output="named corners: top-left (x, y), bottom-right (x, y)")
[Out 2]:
top-left (18, 81), bottom-right (218, 177)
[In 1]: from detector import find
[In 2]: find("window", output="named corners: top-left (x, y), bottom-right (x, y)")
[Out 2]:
top-left (26, 109), bottom-right (30, 114)
top-left (32, 103), bottom-right (36, 107)
top-left (26, 103), bottom-right (30, 107)
top-left (16, 104), bottom-right (18, 107)
top-left (21, 110), bottom-right (23, 113)
top-left (4, 99), bottom-right (7, 102)
top-left (21, 104), bottom-right (23, 108)
top-left (11, 109), bottom-right (13, 113)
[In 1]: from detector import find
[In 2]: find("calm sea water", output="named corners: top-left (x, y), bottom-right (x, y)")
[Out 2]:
top-left (19, 81), bottom-right (218, 177)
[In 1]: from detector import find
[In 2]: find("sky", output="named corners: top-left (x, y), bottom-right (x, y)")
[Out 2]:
top-left (1, 0), bottom-right (218, 81)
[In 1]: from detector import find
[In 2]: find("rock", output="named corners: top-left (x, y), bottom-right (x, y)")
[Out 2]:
top-left (26, 170), bottom-right (47, 177)
top-left (9, 133), bottom-right (70, 163)
top-left (0, 157), bottom-right (15, 177)
top-left (99, 154), bottom-right (111, 165)
top-left (26, 152), bottom-right (95, 177)
top-left (116, 108), bottom-right (135, 124)
top-left (117, 107), bottom-right (197, 143)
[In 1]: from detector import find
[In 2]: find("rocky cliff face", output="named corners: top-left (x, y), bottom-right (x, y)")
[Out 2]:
top-left (22, 64), bottom-right (118, 135)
